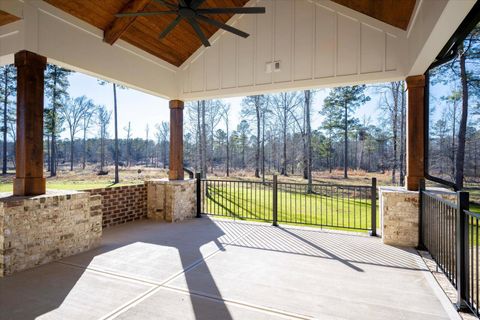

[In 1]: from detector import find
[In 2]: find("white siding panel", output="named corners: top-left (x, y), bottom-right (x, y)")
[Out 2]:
top-left (386, 33), bottom-right (398, 71)
top-left (294, 0), bottom-right (314, 81)
top-left (205, 45), bottom-right (220, 91)
top-left (360, 24), bottom-right (384, 74)
top-left (190, 55), bottom-right (204, 92)
top-left (273, 0), bottom-right (292, 83)
top-left (221, 32), bottom-right (236, 89)
top-left (315, 6), bottom-right (335, 78)
top-left (183, 68), bottom-right (191, 93)
top-left (237, 14), bottom-right (255, 87)
top-left (255, 0), bottom-right (273, 85)
top-left (337, 14), bottom-right (359, 76)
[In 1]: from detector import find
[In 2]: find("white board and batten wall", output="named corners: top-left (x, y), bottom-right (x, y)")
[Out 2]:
top-left (178, 0), bottom-right (408, 101)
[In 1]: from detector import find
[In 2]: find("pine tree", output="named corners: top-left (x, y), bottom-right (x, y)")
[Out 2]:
top-left (241, 95), bottom-right (266, 178)
top-left (322, 86), bottom-right (370, 178)
top-left (97, 105), bottom-right (111, 173)
top-left (45, 64), bottom-right (72, 176)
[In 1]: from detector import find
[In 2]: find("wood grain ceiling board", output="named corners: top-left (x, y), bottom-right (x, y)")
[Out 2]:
top-left (44, 0), bottom-right (249, 67)
top-left (331, 0), bottom-right (416, 30)
top-left (0, 10), bottom-right (20, 27)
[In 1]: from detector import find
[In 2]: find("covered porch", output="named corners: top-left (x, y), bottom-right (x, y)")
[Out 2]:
top-left (0, 0), bottom-right (477, 319)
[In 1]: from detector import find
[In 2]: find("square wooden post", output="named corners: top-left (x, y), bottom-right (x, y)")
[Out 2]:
top-left (405, 75), bottom-right (426, 191)
top-left (169, 100), bottom-right (184, 180)
top-left (13, 50), bottom-right (47, 196)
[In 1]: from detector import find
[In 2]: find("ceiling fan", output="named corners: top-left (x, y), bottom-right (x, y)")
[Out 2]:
top-left (116, 0), bottom-right (266, 47)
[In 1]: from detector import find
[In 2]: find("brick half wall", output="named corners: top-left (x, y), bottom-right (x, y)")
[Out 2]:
top-left (85, 184), bottom-right (147, 228)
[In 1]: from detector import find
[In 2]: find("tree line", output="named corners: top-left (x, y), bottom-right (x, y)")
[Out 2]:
top-left (183, 84), bottom-right (410, 186)
top-left (0, 64), bottom-right (171, 181)
top-left (0, 58), bottom-right (478, 188)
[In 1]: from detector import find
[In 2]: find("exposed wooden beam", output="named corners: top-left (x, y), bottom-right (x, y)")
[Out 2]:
top-left (104, 0), bottom-right (152, 45)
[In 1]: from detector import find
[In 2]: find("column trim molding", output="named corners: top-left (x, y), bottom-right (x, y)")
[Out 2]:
top-left (406, 75), bottom-right (425, 89)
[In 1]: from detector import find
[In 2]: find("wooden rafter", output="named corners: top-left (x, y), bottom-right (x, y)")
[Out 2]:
top-left (104, 0), bottom-right (152, 45)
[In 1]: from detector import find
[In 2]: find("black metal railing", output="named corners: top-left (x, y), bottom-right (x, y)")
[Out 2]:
top-left (420, 180), bottom-right (476, 314)
top-left (196, 173), bottom-right (377, 234)
top-left (421, 189), bottom-right (458, 285)
top-left (465, 208), bottom-right (479, 317)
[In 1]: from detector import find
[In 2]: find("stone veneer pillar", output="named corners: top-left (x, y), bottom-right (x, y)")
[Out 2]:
top-left (380, 187), bottom-right (421, 247)
top-left (380, 187), bottom-right (457, 247)
top-left (0, 190), bottom-right (102, 276)
top-left (146, 179), bottom-right (196, 222)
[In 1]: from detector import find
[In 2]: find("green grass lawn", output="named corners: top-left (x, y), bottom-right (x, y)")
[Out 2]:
top-left (202, 183), bottom-right (377, 232)
top-left (470, 203), bottom-right (480, 214)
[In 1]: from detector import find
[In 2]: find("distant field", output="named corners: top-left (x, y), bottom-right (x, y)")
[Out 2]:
top-left (0, 181), bottom-right (138, 192)
top-left (0, 166), bottom-right (169, 192)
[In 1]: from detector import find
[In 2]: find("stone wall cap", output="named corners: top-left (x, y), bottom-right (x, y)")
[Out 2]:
top-left (378, 186), bottom-right (418, 194)
top-left (145, 178), bottom-right (195, 185)
top-left (0, 189), bottom-right (87, 202)
top-left (378, 186), bottom-right (455, 195)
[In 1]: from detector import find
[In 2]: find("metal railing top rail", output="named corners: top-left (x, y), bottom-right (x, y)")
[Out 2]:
top-left (465, 209), bottom-right (480, 219)
top-left (200, 179), bottom-right (273, 184)
top-left (277, 182), bottom-right (373, 189)
top-left (200, 178), bottom-right (373, 189)
top-left (422, 190), bottom-right (457, 208)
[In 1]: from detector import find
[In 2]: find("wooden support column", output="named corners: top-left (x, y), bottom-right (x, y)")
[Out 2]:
top-left (405, 75), bottom-right (426, 191)
top-left (169, 100), bottom-right (184, 180)
top-left (14, 51), bottom-right (47, 196)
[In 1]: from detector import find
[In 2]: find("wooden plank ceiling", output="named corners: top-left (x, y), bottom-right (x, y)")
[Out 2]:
top-left (44, 0), bottom-right (248, 67)
top-left (331, 0), bottom-right (416, 30)
top-left (0, 10), bottom-right (20, 27)
top-left (43, 0), bottom-right (415, 67)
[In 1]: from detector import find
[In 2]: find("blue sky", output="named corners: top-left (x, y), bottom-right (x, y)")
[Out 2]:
top-left (65, 71), bottom-right (383, 139)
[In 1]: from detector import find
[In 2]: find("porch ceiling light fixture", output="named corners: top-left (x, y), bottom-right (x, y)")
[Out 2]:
top-left (116, 0), bottom-right (266, 47)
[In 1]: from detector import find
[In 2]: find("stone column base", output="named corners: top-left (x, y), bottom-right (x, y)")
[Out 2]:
top-left (146, 179), bottom-right (196, 222)
top-left (380, 187), bottom-right (420, 247)
top-left (0, 190), bottom-right (102, 276)
top-left (380, 186), bottom-right (456, 247)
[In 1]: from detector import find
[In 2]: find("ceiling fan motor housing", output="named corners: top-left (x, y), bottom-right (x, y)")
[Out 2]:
top-left (117, 0), bottom-right (266, 47)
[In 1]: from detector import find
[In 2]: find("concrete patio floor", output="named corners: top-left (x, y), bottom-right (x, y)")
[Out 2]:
top-left (0, 217), bottom-right (459, 320)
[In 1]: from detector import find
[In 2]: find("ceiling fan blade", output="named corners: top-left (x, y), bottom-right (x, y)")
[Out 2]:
top-left (115, 11), bottom-right (177, 17)
top-left (186, 17), bottom-right (210, 47)
top-left (152, 0), bottom-right (177, 9)
top-left (197, 15), bottom-right (249, 38)
top-left (196, 7), bottom-right (266, 14)
top-left (178, 0), bottom-right (187, 7)
top-left (159, 16), bottom-right (182, 39)
top-left (190, 0), bottom-right (206, 9)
